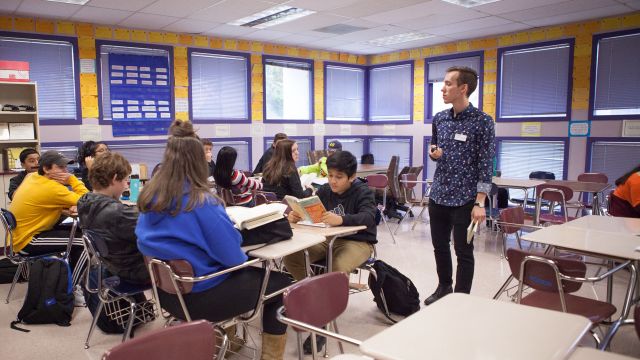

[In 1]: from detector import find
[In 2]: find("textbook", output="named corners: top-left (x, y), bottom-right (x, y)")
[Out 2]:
top-left (284, 195), bottom-right (328, 227)
top-left (466, 219), bottom-right (479, 244)
top-left (225, 202), bottom-right (288, 230)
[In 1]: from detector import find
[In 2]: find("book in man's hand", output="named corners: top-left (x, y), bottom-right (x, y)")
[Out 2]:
top-left (284, 195), bottom-right (328, 227)
top-left (225, 203), bottom-right (288, 230)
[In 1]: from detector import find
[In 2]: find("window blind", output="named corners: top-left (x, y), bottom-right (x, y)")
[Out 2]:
top-left (427, 55), bottom-right (481, 118)
top-left (0, 36), bottom-right (77, 121)
top-left (325, 65), bottom-right (365, 121)
top-left (213, 140), bottom-right (251, 171)
top-left (593, 32), bottom-right (640, 116)
top-left (369, 63), bottom-right (412, 122)
top-left (590, 141), bottom-right (640, 184)
top-left (325, 137), bottom-right (365, 164)
top-left (369, 138), bottom-right (411, 168)
top-left (499, 43), bottom-right (571, 118)
top-left (264, 58), bottom-right (311, 121)
top-left (191, 52), bottom-right (248, 121)
top-left (498, 140), bottom-right (565, 180)
top-left (109, 143), bottom-right (166, 172)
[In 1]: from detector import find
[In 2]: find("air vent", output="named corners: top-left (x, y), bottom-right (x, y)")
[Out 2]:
top-left (314, 24), bottom-right (368, 35)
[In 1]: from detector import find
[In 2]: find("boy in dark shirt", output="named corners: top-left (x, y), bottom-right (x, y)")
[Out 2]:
top-left (8, 148), bottom-right (39, 200)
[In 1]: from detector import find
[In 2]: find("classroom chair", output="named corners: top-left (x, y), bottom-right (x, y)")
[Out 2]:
top-left (569, 172), bottom-right (609, 216)
top-left (366, 174), bottom-right (397, 244)
top-left (102, 320), bottom-right (227, 360)
top-left (308, 150), bottom-right (328, 164)
top-left (394, 173), bottom-right (429, 235)
top-left (534, 184), bottom-right (576, 226)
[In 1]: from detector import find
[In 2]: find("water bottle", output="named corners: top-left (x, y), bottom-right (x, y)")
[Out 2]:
top-left (129, 175), bottom-right (141, 202)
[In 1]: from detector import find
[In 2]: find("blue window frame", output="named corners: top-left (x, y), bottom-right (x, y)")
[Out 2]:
top-left (212, 137), bottom-right (252, 172)
top-left (0, 32), bottom-right (80, 125)
top-left (495, 137), bottom-right (569, 181)
top-left (368, 61), bottom-right (413, 124)
top-left (368, 136), bottom-right (412, 169)
top-left (263, 55), bottom-right (313, 123)
top-left (324, 62), bottom-right (366, 123)
top-left (323, 136), bottom-right (367, 164)
top-left (262, 136), bottom-right (314, 167)
top-left (497, 40), bottom-right (574, 122)
top-left (189, 49), bottom-right (250, 123)
top-left (586, 137), bottom-right (640, 184)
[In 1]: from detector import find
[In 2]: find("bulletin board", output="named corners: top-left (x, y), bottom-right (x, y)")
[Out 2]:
top-left (108, 53), bottom-right (172, 136)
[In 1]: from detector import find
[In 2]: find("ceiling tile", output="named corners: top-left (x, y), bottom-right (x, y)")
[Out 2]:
top-left (238, 29), bottom-right (289, 41)
top-left (329, 0), bottom-right (429, 18)
top-left (162, 19), bottom-right (220, 33)
top-left (382, 35), bottom-right (455, 50)
top-left (267, 13), bottom-right (350, 32)
top-left (0, 0), bottom-right (21, 13)
top-left (271, 34), bottom-right (323, 46)
top-left (16, 0), bottom-right (81, 19)
top-left (337, 24), bottom-right (412, 43)
top-left (71, 6), bottom-right (133, 25)
top-left (361, 0), bottom-right (472, 24)
top-left (445, 22), bottom-right (532, 40)
top-left (473, 0), bottom-right (569, 15)
top-left (86, 0), bottom-right (157, 12)
top-left (188, 0), bottom-right (276, 23)
top-left (140, 0), bottom-right (223, 18)
top-left (398, 9), bottom-right (490, 31)
top-left (118, 12), bottom-right (180, 30)
top-left (500, 0), bottom-right (620, 22)
top-left (421, 16), bottom-right (514, 36)
top-left (522, 4), bottom-right (633, 26)
top-left (617, 0), bottom-right (640, 9)
top-left (286, 0), bottom-right (365, 11)
top-left (204, 24), bottom-right (258, 37)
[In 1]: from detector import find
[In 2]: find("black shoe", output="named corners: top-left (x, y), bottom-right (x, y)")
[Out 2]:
top-left (423, 285), bottom-right (453, 306)
top-left (303, 334), bottom-right (326, 355)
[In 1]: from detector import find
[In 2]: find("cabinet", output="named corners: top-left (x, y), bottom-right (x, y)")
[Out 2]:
top-left (0, 81), bottom-right (40, 208)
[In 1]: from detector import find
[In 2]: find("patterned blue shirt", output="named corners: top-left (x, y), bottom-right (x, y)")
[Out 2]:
top-left (430, 103), bottom-right (495, 207)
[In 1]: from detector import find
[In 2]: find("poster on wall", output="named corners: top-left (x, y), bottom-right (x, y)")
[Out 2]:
top-left (108, 53), bottom-right (172, 137)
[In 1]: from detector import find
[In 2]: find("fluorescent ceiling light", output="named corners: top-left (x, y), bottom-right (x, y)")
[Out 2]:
top-left (45, 0), bottom-right (90, 4)
top-left (441, 0), bottom-right (501, 8)
top-left (367, 32), bottom-right (434, 46)
top-left (228, 5), bottom-right (315, 29)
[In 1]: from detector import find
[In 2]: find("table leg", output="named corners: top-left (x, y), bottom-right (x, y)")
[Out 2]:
top-left (592, 191), bottom-right (600, 216)
top-left (493, 275), bottom-right (514, 300)
top-left (600, 262), bottom-right (637, 350)
top-left (326, 236), bottom-right (338, 273)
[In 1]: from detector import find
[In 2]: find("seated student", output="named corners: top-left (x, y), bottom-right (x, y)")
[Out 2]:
top-left (8, 148), bottom-right (40, 200)
top-left (9, 151), bottom-right (89, 286)
top-left (202, 138), bottom-right (215, 177)
top-left (283, 150), bottom-right (376, 353)
top-left (77, 152), bottom-right (149, 284)
top-left (253, 132), bottom-right (287, 174)
top-left (213, 146), bottom-right (262, 206)
top-left (136, 120), bottom-right (291, 360)
top-left (609, 164), bottom-right (640, 218)
top-left (262, 139), bottom-right (313, 200)
top-left (77, 140), bottom-right (110, 191)
top-left (298, 140), bottom-right (342, 178)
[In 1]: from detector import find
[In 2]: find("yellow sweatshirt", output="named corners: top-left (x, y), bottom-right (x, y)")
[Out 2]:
top-left (8, 173), bottom-right (88, 252)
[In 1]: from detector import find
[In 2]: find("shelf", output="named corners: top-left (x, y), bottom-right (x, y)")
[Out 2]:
top-left (0, 139), bottom-right (38, 144)
top-left (0, 111), bottom-right (36, 115)
top-left (0, 81), bottom-right (34, 86)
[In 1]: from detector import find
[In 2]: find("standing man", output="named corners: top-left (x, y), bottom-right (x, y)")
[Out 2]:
top-left (253, 132), bottom-right (287, 174)
top-left (424, 66), bottom-right (495, 305)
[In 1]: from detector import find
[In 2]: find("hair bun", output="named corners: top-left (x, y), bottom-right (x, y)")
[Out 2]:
top-left (168, 120), bottom-right (197, 138)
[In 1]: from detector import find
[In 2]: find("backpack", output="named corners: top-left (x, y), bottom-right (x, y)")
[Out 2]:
top-left (10, 257), bottom-right (74, 332)
top-left (368, 260), bottom-right (420, 323)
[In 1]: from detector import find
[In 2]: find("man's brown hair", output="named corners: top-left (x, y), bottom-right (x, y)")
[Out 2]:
top-left (446, 66), bottom-right (478, 98)
top-left (88, 152), bottom-right (132, 190)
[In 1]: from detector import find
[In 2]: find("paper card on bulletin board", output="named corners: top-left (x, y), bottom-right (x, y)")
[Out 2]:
top-left (79, 124), bottom-right (102, 141)
top-left (80, 59), bottom-right (95, 74)
top-left (215, 124), bottom-right (230, 137)
top-left (622, 120), bottom-right (640, 137)
top-left (175, 98), bottom-right (188, 113)
top-left (520, 122), bottom-right (541, 137)
top-left (568, 121), bottom-right (590, 137)
top-left (340, 124), bottom-right (351, 135)
top-left (313, 123), bottom-right (325, 135)
top-left (383, 124), bottom-right (396, 135)
top-left (283, 124), bottom-right (297, 136)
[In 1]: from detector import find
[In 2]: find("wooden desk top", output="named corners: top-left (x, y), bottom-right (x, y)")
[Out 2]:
top-left (566, 215), bottom-right (640, 235)
top-left (492, 177), bottom-right (546, 188)
top-left (291, 223), bottom-right (366, 238)
top-left (569, 348), bottom-right (636, 360)
top-left (360, 293), bottom-right (591, 360)
top-left (245, 232), bottom-right (325, 260)
top-left (545, 180), bottom-right (610, 193)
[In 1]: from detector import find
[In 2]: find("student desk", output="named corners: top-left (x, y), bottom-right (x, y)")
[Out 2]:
top-left (356, 165), bottom-right (388, 178)
top-left (243, 231), bottom-right (325, 260)
top-left (569, 348), bottom-right (636, 360)
top-left (492, 177), bottom-right (546, 211)
top-left (359, 293), bottom-right (591, 360)
top-left (544, 180), bottom-right (611, 215)
top-left (521, 216), bottom-right (640, 349)
top-left (291, 223), bottom-right (367, 273)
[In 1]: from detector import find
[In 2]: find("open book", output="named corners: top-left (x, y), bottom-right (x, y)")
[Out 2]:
top-left (284, 195), bottom-right (328, 227)
top-left (225, 202), bottom-right (288, 230)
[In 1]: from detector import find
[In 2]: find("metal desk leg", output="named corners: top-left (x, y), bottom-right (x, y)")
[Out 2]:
top-left (600, 262), bottom-right (637, 350)
top-left (592, 192), bottom-right (600, 216)
top-left (326, 236), bottom-right (338, 273)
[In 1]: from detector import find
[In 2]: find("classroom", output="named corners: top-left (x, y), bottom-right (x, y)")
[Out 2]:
top-left (0, 0), bottom-right (639, 359)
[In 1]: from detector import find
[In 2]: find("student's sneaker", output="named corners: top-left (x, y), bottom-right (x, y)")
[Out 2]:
top-left (73, 285), bottom-right (86, 307)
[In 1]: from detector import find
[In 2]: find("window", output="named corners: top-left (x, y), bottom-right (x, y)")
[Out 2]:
top-left (589, 140), bottom-right (640, 184)
top-left (497, 139), bottom-right (566, 180)
top-left (426, 53), bottom-right (482, 120)
top-left (97, 42), bottom-right (171, 122)
top-left (498, 40), bottom-right (573, 120)
top-left (591, 30), bottom-right (640, 118)
top-left (368, 137), bottom-right (412, 169)
top-left (325, 63), bottom-right (366, 122)
top-left (212, 138), bottom-right (251, 172)
top-left (264, 56), bottom-right (312, 122)
top-left (262, 136), bottom-right (313, 167)
top-left (0, 34), bottom-right (79, 124)
top-left (324, 137), bottom-right (365, 164)
top-left (40, 143), bottom-right (80, 172)
top-left (190, 50), bottom-right (249, 122)
top-left (369, 61), bottom-right (413, 123)
top-left (109, 142), bottom-right (166, 172)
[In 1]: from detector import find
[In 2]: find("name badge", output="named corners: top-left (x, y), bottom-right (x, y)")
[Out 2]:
top-left (454, 133), bottom-right (467, 142)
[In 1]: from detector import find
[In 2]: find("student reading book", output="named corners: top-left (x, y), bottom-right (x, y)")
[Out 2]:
top-left (284, 195), bottom-right (326, 225)
top-left (225, 203), bottom-right (288, 230)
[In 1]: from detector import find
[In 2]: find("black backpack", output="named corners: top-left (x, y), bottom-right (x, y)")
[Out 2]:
top-left (368, 260), bottom-right (420, 323)
top-left (10, 257), bottom-right (74, 332)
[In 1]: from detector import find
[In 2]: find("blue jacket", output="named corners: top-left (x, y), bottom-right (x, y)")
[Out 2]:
top-left (136, 195), bottom-right (248, 292)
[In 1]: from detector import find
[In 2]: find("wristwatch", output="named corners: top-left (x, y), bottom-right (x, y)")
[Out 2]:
top-left (474, 202), bottom-right (485, 208)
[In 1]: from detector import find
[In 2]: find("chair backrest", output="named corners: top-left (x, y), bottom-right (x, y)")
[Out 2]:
top-left (506, 248), bottom-right (586, 294)
top-left (577, 172), bottom-right (608, 184)
top-left (102, 320), bottom-right (217, 360)
top-left (254, 191), bottom-right (278, 206)
top-left (283, 272), bottom-right (349, 331)
top-left (498, 206), bottom-right (525, 235)
top-left (216, 186), bottom-right (236, 206)
top-left (145, 257), bottom-right (195, 295)
top-left (385, 156), bottom-right (402, 201)
top-left (529, 171), bottom-right (555, 180)
top-left (366, 174), bottom-right (388, 189)
top-left (308, 150), bottom-right (327, 164)
top-left (1, 208), bottom-right (17, 257)
top-left (361, 153), bottom-right (374, 165)
top-left (409, 165), bottom-right (424, 178)
top-left (535, 184), bottom-right (573, 203)
top-left (400, 173), bottom-right (418, 190)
